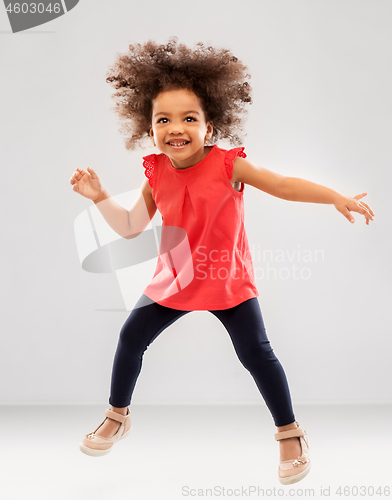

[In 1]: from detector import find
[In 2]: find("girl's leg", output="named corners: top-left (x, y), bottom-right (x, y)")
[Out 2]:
top-left (109, 294), bottom-right (191, 408)
top-left (209, 297), bottom-right (295, 427)
top-left (209, 298), bottom-right (303, 464)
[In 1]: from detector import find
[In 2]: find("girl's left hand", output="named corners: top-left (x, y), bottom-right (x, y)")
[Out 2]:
top-left (334, 193), bottom-right (375, 225)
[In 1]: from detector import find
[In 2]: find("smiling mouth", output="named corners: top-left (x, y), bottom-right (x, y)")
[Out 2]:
top-left (167, 140), bottom-right (190, 147)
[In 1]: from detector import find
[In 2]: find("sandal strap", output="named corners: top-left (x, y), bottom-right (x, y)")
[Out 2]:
top-left (275, 427), bottom-right (305, 441)
top-left (104, 408), bottom-right (129, 424)
top-left (279, 457), bottom-right (309, 470)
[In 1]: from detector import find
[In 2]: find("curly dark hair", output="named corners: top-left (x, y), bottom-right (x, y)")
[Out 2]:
top-left (105, 37), bottom-right (252, 149)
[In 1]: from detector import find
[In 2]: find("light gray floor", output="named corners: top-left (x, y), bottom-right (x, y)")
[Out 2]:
top-left (2, 404), bottom-right (391, 500)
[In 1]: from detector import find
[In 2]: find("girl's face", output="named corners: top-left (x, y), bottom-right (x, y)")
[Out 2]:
top-left (150, 88), bottom-right (213, 169)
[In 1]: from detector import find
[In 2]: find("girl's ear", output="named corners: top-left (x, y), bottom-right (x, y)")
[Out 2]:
top-left (149, 128), bottom-right (156, 147)
top-left (206, 121), bottom-right (213, 141)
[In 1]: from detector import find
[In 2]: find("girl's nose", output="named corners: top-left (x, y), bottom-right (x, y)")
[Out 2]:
top-left (168, 121), bottom-right (184, 134)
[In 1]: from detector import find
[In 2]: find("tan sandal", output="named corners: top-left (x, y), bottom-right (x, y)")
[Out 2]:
top-left (79, 407), bottom-right (131, 457)
top-left (274, 421), bottom-right (311, 485)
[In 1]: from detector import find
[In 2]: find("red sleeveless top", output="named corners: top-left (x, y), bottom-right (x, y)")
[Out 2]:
top-left (142, 145), bottom-right (259, 310)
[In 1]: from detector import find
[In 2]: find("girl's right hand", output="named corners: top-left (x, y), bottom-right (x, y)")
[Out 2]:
top-left (69, 166), bottom-right (105, 201)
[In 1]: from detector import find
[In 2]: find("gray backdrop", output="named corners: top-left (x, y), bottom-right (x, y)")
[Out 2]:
top-left (1, 0), bottom-right (390, 406)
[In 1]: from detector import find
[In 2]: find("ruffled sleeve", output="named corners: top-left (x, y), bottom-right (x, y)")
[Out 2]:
top-left (142, 154), bottom-right (156, 188)
top-left (224, 147), bottom-right (247, 180)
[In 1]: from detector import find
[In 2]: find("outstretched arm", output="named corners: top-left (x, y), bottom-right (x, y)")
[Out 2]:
top-left (233, 157), bottom-right (375, 225)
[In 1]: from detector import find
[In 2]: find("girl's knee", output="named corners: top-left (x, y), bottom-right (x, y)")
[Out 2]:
top-left (118, 323), bottom-right (149, 353)
top-left (237, 341), bottom-right (277, 369)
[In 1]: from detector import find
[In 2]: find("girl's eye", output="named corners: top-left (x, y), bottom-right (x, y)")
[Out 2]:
top-left (157, 116), bottom-right (196, 124)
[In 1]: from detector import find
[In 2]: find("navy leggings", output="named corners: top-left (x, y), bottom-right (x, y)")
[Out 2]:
top-left (109, 294), bottom-right (295, 427)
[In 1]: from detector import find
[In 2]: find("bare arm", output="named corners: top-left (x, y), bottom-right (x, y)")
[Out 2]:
top-left (233, 157), bottom-right (375, 225)
top-left (125, 178), bottom-right (157, 238)
top-left (93, 178), bottom-right (157, 239)
top-left (71, 166), bottom-right (158, 237)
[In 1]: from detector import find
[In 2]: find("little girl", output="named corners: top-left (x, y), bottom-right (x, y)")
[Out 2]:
top-left (70, 38), bottom-right (374, 484)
